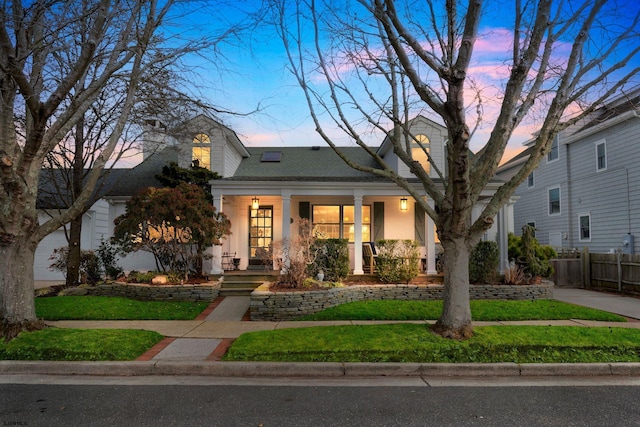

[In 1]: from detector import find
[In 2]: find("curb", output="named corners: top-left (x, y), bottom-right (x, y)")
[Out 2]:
top-left (2, 361), bottom-right (640, 378)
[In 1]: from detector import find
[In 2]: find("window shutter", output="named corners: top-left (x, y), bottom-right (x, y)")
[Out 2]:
top-left (299, 201), bottom-right (310, 220)
top-left (414, 202), bottom-right (426, 245)
top-left (373, 202), bottom-right (384, 242)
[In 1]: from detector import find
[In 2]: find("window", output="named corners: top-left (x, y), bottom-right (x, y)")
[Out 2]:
top-left (527, 172), bottom-right (534, 188)
top-left (547, 135), bottom-right (558, 162)
top-left (411, 134), bottom-right (430, 174)
top-left (548, 187), bottom-right (561, 215)
top-left (192, 133), bottom-right (211, 170)
top-left (579, 214), bottom-right (591, 241)
top-left (596, 141), bottom-right (607, 171)
top-left (312, 205), bottom-right (371, 242)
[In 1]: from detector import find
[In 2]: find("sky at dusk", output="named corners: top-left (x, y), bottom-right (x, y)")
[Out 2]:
top-left (159, 0), bottom-right (640, 165)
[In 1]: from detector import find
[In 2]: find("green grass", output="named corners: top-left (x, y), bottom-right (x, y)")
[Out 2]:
top-left (225, 324), bottom-right (640, 363)
top-left (36, 296), bottom-right (209, 320)
top-left (298, 299), bottom-right (626, 322)
top-left (0, 328), bottom-right (164, 361)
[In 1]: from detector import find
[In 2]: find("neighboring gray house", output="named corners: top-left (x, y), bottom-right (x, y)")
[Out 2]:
top-left (498, 89), bottom-right (640, 254)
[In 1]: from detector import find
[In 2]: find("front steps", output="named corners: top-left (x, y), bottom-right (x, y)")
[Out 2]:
top-left (219, 272), bottom-right (276, 296)
top-left (218, 272), bottom-right (442, 296)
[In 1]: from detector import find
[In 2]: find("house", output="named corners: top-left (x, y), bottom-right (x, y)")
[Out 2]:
top-left (35, 114), bottom-right (513, 280)
top-left (497, 89), bottom-right (640, 255)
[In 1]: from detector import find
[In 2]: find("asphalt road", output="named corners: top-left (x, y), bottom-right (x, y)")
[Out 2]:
top-left (1, 376), bottom-right (640, 426)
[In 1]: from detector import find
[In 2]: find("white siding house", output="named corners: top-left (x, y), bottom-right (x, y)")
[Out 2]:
top-left (35, 114), bottom-right (513, 279)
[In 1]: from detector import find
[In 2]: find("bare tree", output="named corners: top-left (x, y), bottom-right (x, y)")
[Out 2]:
top-left (274, 0), bottom-right (640, 338)
top-left (41, 56), bottom-right (217, 288)
top-left (0, 0), bottom-right (209, 339)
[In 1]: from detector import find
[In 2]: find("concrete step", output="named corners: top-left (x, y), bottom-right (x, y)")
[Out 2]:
top-left (222, 281), bottom-right (264, 289)
top-left (223, 273), bottom-right (275, 283)
top-left (219, 288), bottom-right (255, 297)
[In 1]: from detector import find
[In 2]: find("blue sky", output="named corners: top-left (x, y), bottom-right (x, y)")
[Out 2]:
top-left (166, 0), bottom-right (640, 163)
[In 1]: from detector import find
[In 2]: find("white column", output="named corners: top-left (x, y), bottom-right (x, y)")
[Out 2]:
top-left (353, 191), bottom-right (364, 275)
top-left (210, 191), bottom-right (224, 275)
top-left (426, 198), bottom-right (437, 274)
top-left (281, 190), bottom-right (292, 272)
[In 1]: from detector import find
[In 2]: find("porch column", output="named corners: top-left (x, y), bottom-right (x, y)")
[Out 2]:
top-left (426, 198), bottom-right (437, 274)
top-left (281, 190), bottom-right (292, 272)
top-left (353, 191), bottom-right (364, 275)
top-left (498, 203), bottom-right (509, 274)
top-left (210, 191), bottom-right (224, 275)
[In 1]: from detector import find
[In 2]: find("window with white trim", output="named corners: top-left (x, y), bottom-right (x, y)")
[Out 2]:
top-left (411, 134), bottom-right (430, 174)
top-left (548, 187), bottom-right (561, 215)
top-left (596, 141), bottom-right (607, 171)
top-left (192, 133), bottom-right (211, 170)
top-left (579, 214), bottom-right (591, 241)
top-left (547, 136), bottom-right (559, 162)
top-left (527, 172), bottom-right (534, 188)
top-left (312, 205), bottom-right (371, 242)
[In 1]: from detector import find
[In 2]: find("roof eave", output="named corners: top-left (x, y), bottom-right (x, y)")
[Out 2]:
top-left (562, 110), bottom-right (640, 145)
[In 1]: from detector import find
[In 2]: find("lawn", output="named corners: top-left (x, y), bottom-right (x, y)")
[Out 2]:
top-left (298, 299), bottom-right (627, 322)
top-left (225, 324), bottom-right (640, 363)
top-left (0, 328), bottom-right (163, 361)
top-left (36, 296), bottom-right (210, 320)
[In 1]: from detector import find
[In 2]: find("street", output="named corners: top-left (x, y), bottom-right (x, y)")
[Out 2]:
top-left (1, 376), bottom-right (640, 426)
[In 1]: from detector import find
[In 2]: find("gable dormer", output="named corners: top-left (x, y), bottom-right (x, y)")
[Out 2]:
top-left (376, 115), bottom-right (448, 179)
top-left (169, 115), bottom-right (249, 177)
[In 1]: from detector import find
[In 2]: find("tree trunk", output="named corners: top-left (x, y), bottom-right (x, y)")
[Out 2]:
top-left (65, 216), bottom-right (82, 287)
top-left (432, 238), bottom-right (473, 339)
top-left (0, 239), bottom-right (45, 340)
top-left (66, 115), bottom-right (85, 288)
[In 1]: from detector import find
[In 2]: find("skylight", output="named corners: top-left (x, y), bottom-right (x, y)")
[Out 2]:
top-left (261, 151), bottom-right (282, 162)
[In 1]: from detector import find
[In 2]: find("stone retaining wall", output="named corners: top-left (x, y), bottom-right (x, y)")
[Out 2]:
top-left (85, 282), bottom-right (220, 302)
top-left (250, 282), bottom-right (553, 321)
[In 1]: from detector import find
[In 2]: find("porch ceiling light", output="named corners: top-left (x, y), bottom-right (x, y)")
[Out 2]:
top-left (400, 197), bottom-right (408, 211)
top-left (252, 197), bottom-right (260, 210)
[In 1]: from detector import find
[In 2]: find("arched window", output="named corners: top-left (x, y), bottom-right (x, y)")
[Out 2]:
top-left (192, 133), bottom-right (211, 169)
top-left (411, 134), bottom-right (430, 173)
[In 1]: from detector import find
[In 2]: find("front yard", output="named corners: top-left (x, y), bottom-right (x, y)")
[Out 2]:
top-left (1, 295), bottom-right (637, 362)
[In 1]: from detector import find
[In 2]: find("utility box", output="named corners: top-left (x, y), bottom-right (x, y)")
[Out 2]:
top-left (622, 233), bottom-right (635, 254)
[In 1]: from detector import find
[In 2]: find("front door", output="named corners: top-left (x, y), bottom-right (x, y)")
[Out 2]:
top-left (249, 205), bottom-right (273, 266)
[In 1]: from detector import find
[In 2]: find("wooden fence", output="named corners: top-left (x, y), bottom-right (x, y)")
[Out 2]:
top-left (551, 248), bottom-right (640, 296)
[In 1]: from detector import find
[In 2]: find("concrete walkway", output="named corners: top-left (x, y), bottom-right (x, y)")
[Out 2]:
top-left (553, 287), bottom-right (640, 320)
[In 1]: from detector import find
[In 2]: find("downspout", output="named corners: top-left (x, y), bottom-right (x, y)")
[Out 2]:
top-left (566, 142), bottom-right (573, 249)
top-left (625, 168), bottom-right (631, 234)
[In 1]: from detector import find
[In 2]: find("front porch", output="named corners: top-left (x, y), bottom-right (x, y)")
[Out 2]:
top-left (208, 191), bottom-right (449, 276)
top-left (208, 187), bottom-right (512, 278)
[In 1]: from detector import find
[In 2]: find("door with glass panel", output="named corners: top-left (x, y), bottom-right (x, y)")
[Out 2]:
top-left (249, 206), bottom-right (273, 267)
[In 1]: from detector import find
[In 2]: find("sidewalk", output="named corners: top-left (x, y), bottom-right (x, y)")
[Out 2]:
top-left (3, 287), bottom-right (640, 378)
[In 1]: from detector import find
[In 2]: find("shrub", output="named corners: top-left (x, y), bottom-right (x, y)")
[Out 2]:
top-left (469, 241), bottom-right (499, 283)
top-left (520, 225), bottom-right (555, 277)
top-left (308, 239), bottom-right (349, 282)
top-left (375, 239), bottom-right (420, 283)
top-left (503, 261), bottom-right (528, 285)
top-left (49, 247), bottom-right (102, 285)
top-left (271, 218), bottom-right (318, 288)
top-left (126, 271), bottom-right (157, 284)
top-left (96, 238), bottom-right (124, 280)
